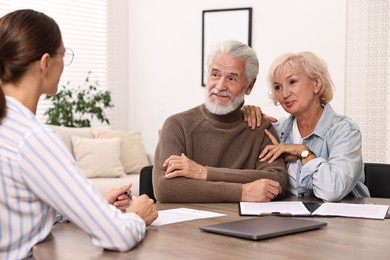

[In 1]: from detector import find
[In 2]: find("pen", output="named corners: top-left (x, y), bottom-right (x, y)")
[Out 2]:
top-left (126, 192), bottom-right (132, 200)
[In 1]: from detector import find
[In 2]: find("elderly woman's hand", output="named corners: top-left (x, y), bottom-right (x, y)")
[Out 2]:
top-left (259, 129), bottom-right (299, 163)
top-left (242, 105), bottom-right (278, 129)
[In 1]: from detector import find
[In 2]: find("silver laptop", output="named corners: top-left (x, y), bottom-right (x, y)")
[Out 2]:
top-left (199, 216), bottom-right (327, 240)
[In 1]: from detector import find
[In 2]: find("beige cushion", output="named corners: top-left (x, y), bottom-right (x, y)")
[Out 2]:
top-left (48, 125), bottom-right (93, 156)
top-left (92, 129), bottom-right (149, 174)
top-left (71, 135), bottom-right (125, 178)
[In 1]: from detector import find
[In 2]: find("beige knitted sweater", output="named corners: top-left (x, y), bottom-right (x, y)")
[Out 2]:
top-left (153, 104), bottom-right (287, 202)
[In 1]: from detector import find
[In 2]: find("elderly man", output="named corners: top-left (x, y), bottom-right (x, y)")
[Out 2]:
top-left (153, 40), bottom-right (287, 202)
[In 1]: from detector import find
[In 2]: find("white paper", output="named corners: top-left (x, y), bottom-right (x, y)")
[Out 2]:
top-left (240, 201), bottom-right (311, 216)
top-left (312, 202), bottom-right (389, 220)
top-left (240, 201), bottom-right (389, 220)
top-left (151, 207), bottom-right (226, 226)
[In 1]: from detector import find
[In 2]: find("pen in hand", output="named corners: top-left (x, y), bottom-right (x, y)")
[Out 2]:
top-left (126, 191), bottom-right (132, 200)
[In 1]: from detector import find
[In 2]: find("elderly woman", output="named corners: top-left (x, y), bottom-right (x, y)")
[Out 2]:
top-left (243, 51), bottom-right (369, 201)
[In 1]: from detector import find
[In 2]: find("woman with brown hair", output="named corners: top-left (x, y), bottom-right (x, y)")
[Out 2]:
top-left (0, 9), bottom-right (156, 259)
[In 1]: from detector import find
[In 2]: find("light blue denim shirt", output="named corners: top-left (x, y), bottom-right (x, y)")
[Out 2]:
top-left (273, 104), bottom-right (370, 201)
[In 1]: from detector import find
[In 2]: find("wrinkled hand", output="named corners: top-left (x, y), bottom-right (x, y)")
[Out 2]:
top-left (104, 183), bottom-right (132, 212)
top-left (127, 195), bottom-right (158, 226)
top-left (259, 129), bottom-right (301, 163)
top-left (242, 105), bottom-right (278, 129)
top-left (241, 179), bottom-right (282, 202)
top-left (163, 153), bottom-right (207, 180)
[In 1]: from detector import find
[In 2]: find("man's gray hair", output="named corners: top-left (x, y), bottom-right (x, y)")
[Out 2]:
top-left (206, 40), bottom-right (259, 86)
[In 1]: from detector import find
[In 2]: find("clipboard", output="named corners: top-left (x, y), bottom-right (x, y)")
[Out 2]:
top-left (238, 201), bottom-right (319, 216)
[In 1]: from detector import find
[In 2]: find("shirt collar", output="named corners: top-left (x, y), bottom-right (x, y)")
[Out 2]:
top-left (310, 103), bottom-right (336, 139)
top-left (5, 96), bottom-right (36, 120)
top-left (278, 103), bottom-right (336, 141)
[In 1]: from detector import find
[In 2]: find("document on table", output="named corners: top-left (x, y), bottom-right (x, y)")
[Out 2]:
top-left (311, 202), bottom-right (389, 219)
top-left (151, 208), bottom-right (226, 226)
top-left (239, 201), bottom-right (389, 220)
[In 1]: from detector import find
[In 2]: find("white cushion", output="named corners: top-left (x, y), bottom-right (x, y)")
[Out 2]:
top-left (92, 129), bottom-right (150, 174)
top-left (47, 125), bottom-right (93, 156)
top-left (71, 135), bottom-right (125, 178)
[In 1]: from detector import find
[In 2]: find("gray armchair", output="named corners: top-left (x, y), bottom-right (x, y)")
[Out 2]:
top-left (139, 165), bottom-right (156, 203)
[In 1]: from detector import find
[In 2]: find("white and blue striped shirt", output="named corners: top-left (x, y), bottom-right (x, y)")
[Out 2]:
top-left (0, 97), bottom-right (146, 259)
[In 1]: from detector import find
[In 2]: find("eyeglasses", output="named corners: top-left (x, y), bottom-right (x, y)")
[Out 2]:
top-left (55, 48), bottom-right (74, 66)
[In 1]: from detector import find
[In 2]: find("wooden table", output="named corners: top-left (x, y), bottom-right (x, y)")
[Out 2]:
top-left (33, 197), bottom-right (390, 260)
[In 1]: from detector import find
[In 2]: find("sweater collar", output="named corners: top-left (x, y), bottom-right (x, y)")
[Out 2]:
top-left (201, 102), bottom-right (244, 123)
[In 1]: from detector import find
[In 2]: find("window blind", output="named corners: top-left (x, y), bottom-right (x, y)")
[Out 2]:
top-left (0, 0), bottom-right (115, 127)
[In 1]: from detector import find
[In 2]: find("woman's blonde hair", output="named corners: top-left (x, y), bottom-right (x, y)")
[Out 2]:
top-left (267, 51), bottom-right (334, 105)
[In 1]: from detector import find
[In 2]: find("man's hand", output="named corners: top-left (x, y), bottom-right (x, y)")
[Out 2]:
top-left (242, 105), bottom-right (278, 129)
top-left (241, 179), bottom-right (282, 202)
top-left (163, 153), bottom-right (207, 180)
top-left (104, 183), bottom-right (132, 212)
top-left (127, 195), bottom-right (158, 226)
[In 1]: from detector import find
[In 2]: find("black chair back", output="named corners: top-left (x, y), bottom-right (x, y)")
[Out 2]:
top-left (364, 163), bottom-right (390, 198)
top-left (139, 165), bottom-right (156, 203)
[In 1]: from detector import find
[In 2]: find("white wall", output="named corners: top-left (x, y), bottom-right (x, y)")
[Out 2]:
top-left (111, 0), bottom-right (129, 130)
top-left (127, 0), bottom-right (347, 159)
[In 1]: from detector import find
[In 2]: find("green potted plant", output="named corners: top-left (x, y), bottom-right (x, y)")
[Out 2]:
top-left (44, 71), bottom-right (114, 127)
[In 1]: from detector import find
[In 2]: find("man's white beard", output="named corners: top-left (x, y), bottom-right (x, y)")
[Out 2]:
top-left (204, 88), bottom-right (246, 115)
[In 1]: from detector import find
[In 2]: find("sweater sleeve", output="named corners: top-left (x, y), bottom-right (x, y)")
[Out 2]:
top-left (153, 114), bottom-right (287, 202)
top-left (206, 123), bottom-right (287, 196)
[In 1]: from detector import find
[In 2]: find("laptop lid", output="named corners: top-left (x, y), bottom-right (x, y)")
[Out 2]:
top-left (199, 216), bottom-right (327, 241)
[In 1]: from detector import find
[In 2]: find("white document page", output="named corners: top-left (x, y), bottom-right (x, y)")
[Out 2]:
top-left (239, 201), bottom-right (311, 216)
top-left (151, 208), bottom-right (226, 226)
top-left (312, 202), bottom-right (389, 220)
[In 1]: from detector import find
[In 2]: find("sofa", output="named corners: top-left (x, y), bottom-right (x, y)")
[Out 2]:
top-left (48, 125), bottom-right (151, 196)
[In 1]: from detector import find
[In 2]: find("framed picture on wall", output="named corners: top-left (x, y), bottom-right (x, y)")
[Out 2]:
top-left (201, 7), bottom-right (252, 86)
